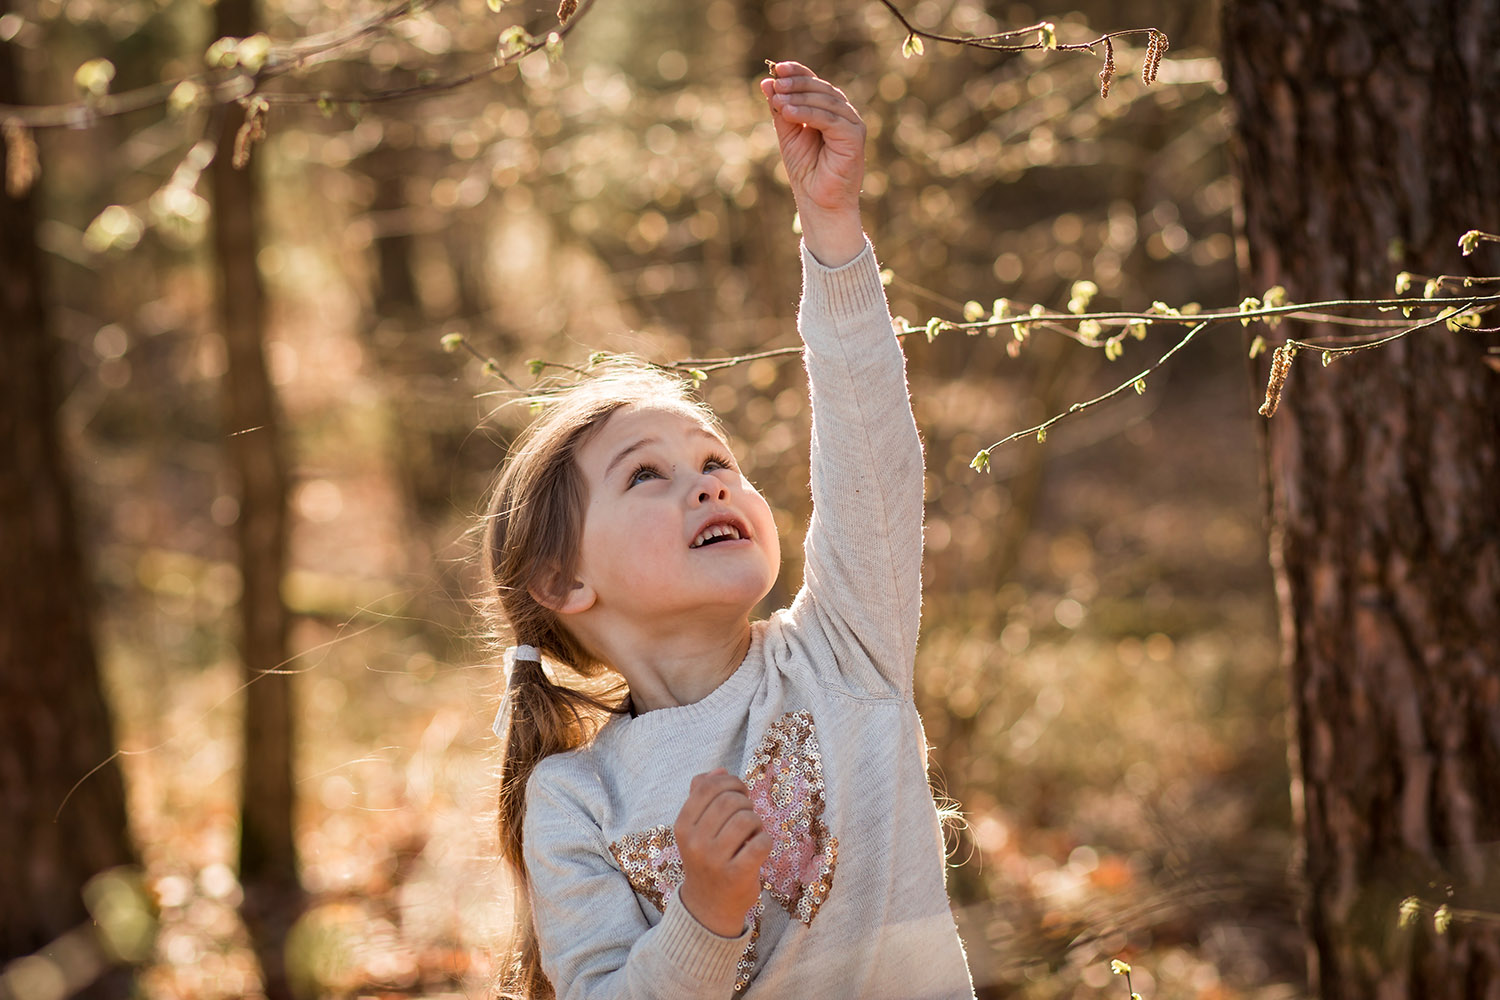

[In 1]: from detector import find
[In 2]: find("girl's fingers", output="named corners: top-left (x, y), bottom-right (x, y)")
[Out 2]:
top-left (776, 103), bottom-right (862, 134)
top-left (769, 90), bottom-right (860, 125)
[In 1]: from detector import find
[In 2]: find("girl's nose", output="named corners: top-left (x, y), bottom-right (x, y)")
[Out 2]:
top-left (695, 477), bottom-right (729, 503)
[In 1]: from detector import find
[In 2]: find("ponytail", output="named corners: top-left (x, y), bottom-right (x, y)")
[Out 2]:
top-left (495, 647), bottom-right (623, 999)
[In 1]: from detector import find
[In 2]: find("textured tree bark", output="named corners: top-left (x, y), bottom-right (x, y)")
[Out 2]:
top-left (0, 8), bottom-right (136, 994)
top-left (207, 1), bottom-right (301, 995)
top-left (1221, 1), bottom-right (1500, 996)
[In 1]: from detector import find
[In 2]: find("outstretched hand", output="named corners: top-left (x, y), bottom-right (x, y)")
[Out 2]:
top-left (761, 62), bottom-right (867, 268)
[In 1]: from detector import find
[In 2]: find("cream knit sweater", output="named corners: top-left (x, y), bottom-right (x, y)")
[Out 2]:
top-left (522, 240), bottom-right (976, 999)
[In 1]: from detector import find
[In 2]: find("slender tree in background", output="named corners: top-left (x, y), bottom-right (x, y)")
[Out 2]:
top-left (0, 1), bottom-right (136, 994)
top-left (1222, 1), bottom-right (1500, 996)
top-left (207, 0), bottom-right (300, 994)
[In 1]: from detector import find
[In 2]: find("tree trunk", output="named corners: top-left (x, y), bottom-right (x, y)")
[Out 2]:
top-left (207, 1), bottom-right (301, 994)
top-left (1221, 1), bottom-right (1500, 996)
top-left (0, 10), bottom-right (137, 995)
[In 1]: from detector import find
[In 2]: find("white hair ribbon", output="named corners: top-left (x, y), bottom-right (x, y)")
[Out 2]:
top-left (491, 644), bottom-right (542, 743)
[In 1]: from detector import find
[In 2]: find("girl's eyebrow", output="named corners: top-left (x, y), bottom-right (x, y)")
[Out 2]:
top-left (605, 436), bottom-right (659, 478)
top-left (604, 426), bottom-right (723, 478)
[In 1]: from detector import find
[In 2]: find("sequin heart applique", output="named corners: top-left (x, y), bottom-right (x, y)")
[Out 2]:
top-left (608, 711), bottom-right (839, 989)
top-left (744, 710), bottom-right (838, 924)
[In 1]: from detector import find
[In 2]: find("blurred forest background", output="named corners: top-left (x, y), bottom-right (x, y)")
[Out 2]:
top-left (4, 0), bottom-right (1496, 997)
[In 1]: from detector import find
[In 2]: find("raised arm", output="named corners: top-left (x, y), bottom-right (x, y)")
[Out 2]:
top-left (762, 64), bottom-right (925, 698)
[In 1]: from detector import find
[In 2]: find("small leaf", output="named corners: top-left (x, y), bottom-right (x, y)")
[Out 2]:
top-left (545, 31), bottom-right (564, 62)
top-left (1434, 904), bottom-right (1452, 935)
top-left (1039, 22), bottom-right (1057, 50)
top-left (73, 58), bottom-right (116, 98)
top-left (317, 93), bottom-right (336, 118)
top-left (1011, 321), bottom-right (1030, 341)
top-left (1078, 319), bottom-right (1102, 340)
top-left (969, 449), bottom-right (991, 474)
top-left (487, 0), bottom-right (505, 10)
top-left (1394, 271), bottom-right (1413, 294)
top-left (205, 36), bottom-right (239, 68)
top-left (1263, 284), bottom-right (1288, 308)
top-left (687, 368), bottom-right (708, 387)
top-left (1249, 334), bottom-right (1267, 359)
top-left (498, 24), bottom-right (534, 57)
top-left (1459, 230), bottom-right (1482, 256)
top-left (526, 357), bottom-right (546, 375)
top-left (440, 332), bottom-right (465, 353)
top-left (1239, 296), bottom-right (1261, 327)
top-left (924, 317), bottom-right (943, 343)
top-left (879, 268), bottom-right (895, 287)
top-left (1398, 896), bottom-right (1421, 929)
top-left (235, 33), bottom-right (271, 73)
top-left (963, 300), bottom-right (986, 322)
top-left (1321, 351), bottom-right (1333, 366)
top-left (1111, 960), bottom-right (1131, 975)
top-left (1069, 279), bottom-right (1098, 311)
top-left (1104, 337), bottom-right (1123, 361)
top-left (1133, 378), bottom-right (1146, 395)
top-left (1423, 278), bottom-right (1440, 299)
top-left (902, 33), bottom-right (924, 58)
top-left (1127, 319), bottom-right (1150, 341)
top-left (1036, 427), bottom-right (1047, 443)
top-left (991, 298), bottom-right (1012, 320)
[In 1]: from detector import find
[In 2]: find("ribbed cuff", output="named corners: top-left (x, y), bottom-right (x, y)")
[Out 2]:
top-left (798, 237), bottom-right (889, 328)
top-left (654, 893), bottom-right (750, 988)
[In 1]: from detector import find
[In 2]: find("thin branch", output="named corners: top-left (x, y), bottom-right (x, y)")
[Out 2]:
top-left (872, 0), bottom-right (1158, 55)
top-left (0, 0), bottom-right (599, 128)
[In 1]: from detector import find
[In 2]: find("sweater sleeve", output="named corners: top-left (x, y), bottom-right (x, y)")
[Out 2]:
top-left (524, 774), bottom-right (751, 1000)
top-left (785, 238), bottom-right (924, 699)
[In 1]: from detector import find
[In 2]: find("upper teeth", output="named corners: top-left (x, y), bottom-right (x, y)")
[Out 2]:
top-left (692, 524), bottom-right (742, 547)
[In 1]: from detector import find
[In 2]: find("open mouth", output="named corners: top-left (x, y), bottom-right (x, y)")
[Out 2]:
top-left (691, 520), bottom-right (746, 548)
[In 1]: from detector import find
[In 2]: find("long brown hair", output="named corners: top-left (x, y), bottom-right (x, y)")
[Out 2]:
top-left (482, 363), bottom-right (719, 997)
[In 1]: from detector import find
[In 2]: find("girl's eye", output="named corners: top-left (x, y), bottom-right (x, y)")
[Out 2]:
top-left (627, 464), bottom-right (661, 487)
top-left (704, 454), bottom-right (733, 472)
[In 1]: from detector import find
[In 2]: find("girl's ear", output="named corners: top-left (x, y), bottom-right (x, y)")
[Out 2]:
top-left (528, 573), bottom-right (596, 616)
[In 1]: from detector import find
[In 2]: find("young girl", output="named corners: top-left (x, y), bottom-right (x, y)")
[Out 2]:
top-left (483, 62), bottom-right (976, 999)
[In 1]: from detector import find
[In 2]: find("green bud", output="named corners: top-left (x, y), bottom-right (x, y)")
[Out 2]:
top-left (902, 33), bottom-right (924, 58)
top-left (1459, 230), bottom-right (1482, 256)
top-left (1111, 960), bottom-right (1131, 975)
top-left (963, 300), bottom-right (986, 322)
top-left (1434, 904), bottom-right (1452, 935)
top-left (1249, 335), bottom-right (1267, 359)
top-left (1039, 22), bottom-right (1057, 50)
top-left (969, 449), bottom-right (991, 474)
top-left (526, 357), bottom-right (546, 375)
top-left (440, 332), bottom-right (464, 353)
top-left (1133, 378), bottom-right (1146, 395)
top-left (1398, 896), bottom-right (1421, 929)
top-left (924, 317), bottom-right (943, 343)
top-left (688, 368), bottom-right (708, 387)
top-left (1127, 319), bottom-right (1149, 341)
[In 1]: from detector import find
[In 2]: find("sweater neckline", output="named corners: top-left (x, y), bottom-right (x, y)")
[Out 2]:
top-left (611, 623), bottom-right (766, 736)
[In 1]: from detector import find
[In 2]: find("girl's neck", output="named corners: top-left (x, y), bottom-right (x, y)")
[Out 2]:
top-left (611, 621), bottom-right (753, 714)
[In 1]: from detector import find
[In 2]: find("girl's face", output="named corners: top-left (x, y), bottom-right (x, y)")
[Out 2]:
top-left (570, 403), bottom-right (780, 626)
